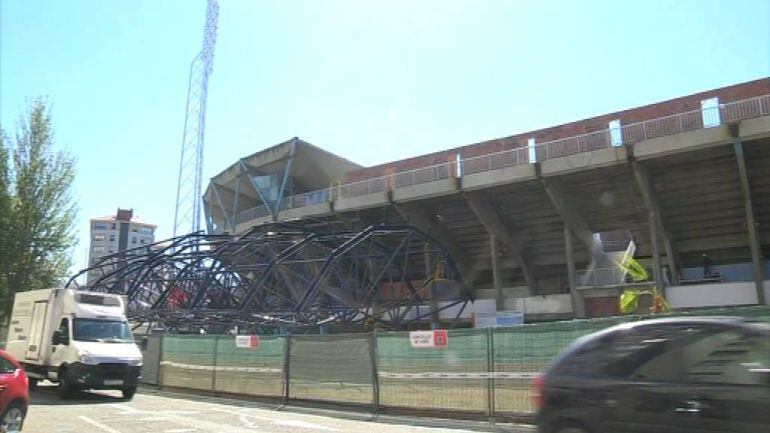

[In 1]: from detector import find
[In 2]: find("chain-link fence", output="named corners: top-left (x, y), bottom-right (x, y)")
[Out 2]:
top-left (152, 305), bottom-right (770, 420)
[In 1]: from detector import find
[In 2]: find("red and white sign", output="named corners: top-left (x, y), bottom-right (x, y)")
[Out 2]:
top-left (235, 335), bottom-right (260, 349)
top-left (409, 330), bottom-right (449, 348)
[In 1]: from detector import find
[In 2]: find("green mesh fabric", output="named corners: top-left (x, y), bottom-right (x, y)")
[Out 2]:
top-left (288, 334), bottom-right (374, 404)
top-left (157, 306), bottom-right (770, 415)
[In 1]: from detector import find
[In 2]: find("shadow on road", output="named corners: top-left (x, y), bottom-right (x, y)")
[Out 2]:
top-left (30, 382), bottom-right (125, 406)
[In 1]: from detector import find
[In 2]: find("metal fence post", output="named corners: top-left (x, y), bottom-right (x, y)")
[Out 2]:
top-left (211, 335), bottom-right (219, 394)
top-left (157, 334), bottom-right (165, 390)
top-left (487, 326), bottom-right (495, 422)
top-left (369, 329), bottom-right (380, 414)
top-left (283, 333), bottom-right (291, 405)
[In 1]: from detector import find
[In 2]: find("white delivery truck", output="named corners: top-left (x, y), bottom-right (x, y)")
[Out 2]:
top-left (5, 288), bottom-right (142, 399)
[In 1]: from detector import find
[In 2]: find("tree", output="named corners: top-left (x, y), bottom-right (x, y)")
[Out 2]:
top-left (0, 98), bottom-right (77, 322)
top-left (0, 133), bottom-right (10, 309)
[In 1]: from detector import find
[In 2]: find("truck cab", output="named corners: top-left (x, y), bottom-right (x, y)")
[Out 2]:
top-left (5, 289), bottom-right (143, 399)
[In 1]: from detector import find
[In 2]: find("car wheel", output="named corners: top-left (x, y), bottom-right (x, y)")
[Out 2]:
top-left (58, 370), bottom-right (73, 399)
top-left (121, 386), bottom-right (137, 400)
top-left (0, 402), bottom-right (26, 432)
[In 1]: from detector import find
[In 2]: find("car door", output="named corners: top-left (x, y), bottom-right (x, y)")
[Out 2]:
top-left (675, 326), bottom-right (770, 433)
top-left (598, 324), bottom-right (705, 433)
top-left (0, 356), bottom-right (20, 410)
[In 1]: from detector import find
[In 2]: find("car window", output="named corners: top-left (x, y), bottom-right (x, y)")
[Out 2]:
top-left (551, 324), bottom-right (768, 383)
top-left (682, 331), bottom-right (770, 385)
top-left (0, 357), bottom-right (17, 374)
top-left (578, 324), bottom-right (770, 385)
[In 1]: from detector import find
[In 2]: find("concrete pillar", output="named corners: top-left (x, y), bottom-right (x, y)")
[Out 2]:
top-left (733, 136), bottom-right (766, 305)
top-left (424, 242), bottom-right (440, 325)
top-left (649, 211), bottom-right (664, 290)
top-left (565, 226), bottom-right (586, 318)
top-left (490, 235), bottom-right (503, 311)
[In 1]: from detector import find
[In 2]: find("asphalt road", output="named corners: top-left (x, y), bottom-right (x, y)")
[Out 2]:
top-left (24, 384), bottom-right (531, 433)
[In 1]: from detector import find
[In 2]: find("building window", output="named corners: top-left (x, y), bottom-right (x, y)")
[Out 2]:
top-left (109, 234), bottom-right (115, 242)
top-left (93, 234), bottom-right (106, 241)
top-left (93, 246), bottom-right (105, 253)
top-left (94, 223), bottom-right (109, 230)
top-left (139, 227), bottom-right (154, 234)
top-left (132, 237), bottom-right (137, 244)
top-left (111, 223), bottom-right (116, 229)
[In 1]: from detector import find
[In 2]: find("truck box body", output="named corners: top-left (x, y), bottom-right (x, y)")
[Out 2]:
top-left (5, 288), bottom-right (142, 398)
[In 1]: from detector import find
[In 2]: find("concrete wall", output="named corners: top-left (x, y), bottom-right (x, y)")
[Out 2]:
top-left (666, 280), bottom-right (770, 308)
top-left (680, 260), bottom-right (770, 283)
top-left (345, 78), bottom-right (770, 183)
top-left (503, 294), bottom-right (574, 315)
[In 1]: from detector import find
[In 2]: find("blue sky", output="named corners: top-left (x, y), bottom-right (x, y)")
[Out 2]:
top-left (1, 0), bottom-right (769, 275)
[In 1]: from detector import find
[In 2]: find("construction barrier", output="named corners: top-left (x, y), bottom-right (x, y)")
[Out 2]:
top-left (152, 305), bottom-right (770, 419)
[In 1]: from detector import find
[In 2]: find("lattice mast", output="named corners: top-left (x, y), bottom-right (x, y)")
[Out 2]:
top-left (173, 0), bottom-right (219, 237)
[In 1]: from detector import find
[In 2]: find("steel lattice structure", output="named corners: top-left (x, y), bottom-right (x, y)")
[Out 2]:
top-left (66, 224), bottom-right (472, 333)
top-left (173, 0), bottom-right (219, 237)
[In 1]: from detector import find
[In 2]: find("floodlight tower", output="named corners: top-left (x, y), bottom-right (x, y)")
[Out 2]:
top-left (173, 0), bottom-right (219, 237)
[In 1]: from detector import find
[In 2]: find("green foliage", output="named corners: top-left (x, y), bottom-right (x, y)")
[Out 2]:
top-left (0, 98), bottom-right (78, 322)
top-left (619, 254), bottom-right (649, 282)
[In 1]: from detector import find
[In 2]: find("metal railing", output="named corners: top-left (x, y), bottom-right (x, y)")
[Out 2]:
top-left (279, 188), bottom-right (331, 210)
top-left (220, 94), bottom-right (770, 224)
top-left (234, 204), bottom-right (270, 225)
top-left (344, 94), bottom-right (770, 199)
top-left (577, 265), bottom-right (655, 287)
top-left (393, 161), bottom-right (455, 189)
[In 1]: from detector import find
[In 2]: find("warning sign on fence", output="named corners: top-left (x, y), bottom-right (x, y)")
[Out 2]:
top-left (235, 335), bottom-right (260, 349)
top-left (409, 330), bottom-right (448, 348)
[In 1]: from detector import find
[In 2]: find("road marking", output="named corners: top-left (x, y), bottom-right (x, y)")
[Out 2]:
top-left (77, 416), bottom-right (123, 433)
top-left (164, 429), bottom-right (198, 433)
top-left (275, 419), bottom-right (338, 431)
top-left (212, 407), bottom-right (340, 431)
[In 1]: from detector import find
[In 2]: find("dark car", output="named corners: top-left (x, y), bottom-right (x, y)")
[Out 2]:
top-left (534, 317), bottom-right (770, 433)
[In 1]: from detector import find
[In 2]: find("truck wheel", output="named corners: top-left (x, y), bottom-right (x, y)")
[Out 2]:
top-left (0, 402), bottom-right (26, 432)
top-left (57, 370), bottom-right (73, 399)
top-left (121, 386), bottom-right (137, 400)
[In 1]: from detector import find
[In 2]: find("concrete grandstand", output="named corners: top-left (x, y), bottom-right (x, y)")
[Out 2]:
top-left (203, 78), bottom-right (770, 320)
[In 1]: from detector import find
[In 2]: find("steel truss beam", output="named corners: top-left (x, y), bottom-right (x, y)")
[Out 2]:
top-left (66, 223), bottom-right (472, 333)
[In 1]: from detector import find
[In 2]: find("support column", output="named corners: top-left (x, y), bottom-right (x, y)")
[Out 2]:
top-left (649, 211), bottom-right (664, 291)
top-left (425, 242), bottom-right (439, 326)
top-left (393, 202), bottom-right (474, 283)
top-left (732, 130), bottom-right (766, 305)
top-left (232, 166), bottom-right (241, 232)
top-left (464, 192), bottom-right (537, 294)
top-left (490, 235), bottom-right (503, 311)
top-left (565, 226), bottom-right (585, 318)
top-left (629, 156), bottom-right (681, 285)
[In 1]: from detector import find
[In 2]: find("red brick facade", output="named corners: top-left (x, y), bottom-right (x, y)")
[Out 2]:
top-left (344, 78), bottom-right (770, 183)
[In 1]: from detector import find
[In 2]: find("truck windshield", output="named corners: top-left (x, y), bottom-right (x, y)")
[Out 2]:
top-left (73, 318), bottom-right (134, 343)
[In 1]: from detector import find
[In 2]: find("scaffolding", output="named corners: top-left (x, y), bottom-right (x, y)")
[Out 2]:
top-left (67, 223), bottom-right (472, 333)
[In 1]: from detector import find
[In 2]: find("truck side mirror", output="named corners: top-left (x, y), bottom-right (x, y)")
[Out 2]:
top-left (52, 330), bottom-right (69, 346)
